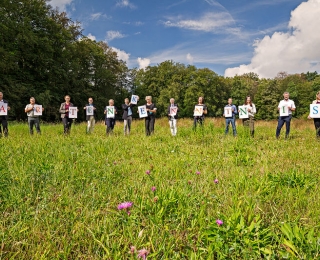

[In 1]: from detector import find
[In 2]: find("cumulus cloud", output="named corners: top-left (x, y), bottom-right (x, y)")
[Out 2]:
top-left (225, 0), bottom-right (320, 78)
top-left (105, 31), bottom-right (126, 42)
top-left (111, 47), bottom-right (130, 63)
top-left (49, 0), bottom-right (73, 11)
top-left (137, 58), bottom-right (151, 69)
top-left (163, 12), bottom-right (235, 33)
top-left (186, 53), bottom-right (194, 64)
top-left (116, 0), bottom-right (136, 9)
top-left (87, 33), bottom-right (96, 41)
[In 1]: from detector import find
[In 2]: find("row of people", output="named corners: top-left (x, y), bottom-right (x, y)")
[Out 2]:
top-left (1, 91), bottom-right (320, 138)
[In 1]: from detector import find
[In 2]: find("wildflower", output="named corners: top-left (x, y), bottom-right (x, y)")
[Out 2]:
top-left (117, 202), bottom-right (133, 210)
top-left (145, 170), bottom-right (150, 175)
top-left (153, 196), bottom-right (158, 203)
top-left (216, 219), bottom-right (223, 226)
top-left (137, 248), bottom-right (149, 259)
top-left (130, 246), bottom-right (136, 254)
top-left (214, 179), bottom-right (219, 184)
top-left (196, 171), bottom-right (201, 175)
top-left (127, 211), bottom-right (131, 216)
top-left (151, 186), bottom-right (156, 192)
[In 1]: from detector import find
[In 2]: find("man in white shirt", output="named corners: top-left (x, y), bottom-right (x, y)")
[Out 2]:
top-left (25, 97), bottom-right (44, 135)
top-left (276, 92), bottom-right (296, 139)
top-left (0, 92), bottom-right (10, 137)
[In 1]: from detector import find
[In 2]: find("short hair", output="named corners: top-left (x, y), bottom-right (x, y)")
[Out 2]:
top-left (170, 98), bottom-right (175, 101)
top-left (316, 91), bottom-right (320, 96)
top-left (283, 92), bottom-right (289, 95)
top-left (0, 92), bottom-right (3, 95)
top-left (64, 95), bottom-right (70, 99)
top-left (109, 99), bottom-right (114, 102)
top-left (30, 97), bottom-right (35, 101)
top-left (145, 96), bottom-right (152, 101)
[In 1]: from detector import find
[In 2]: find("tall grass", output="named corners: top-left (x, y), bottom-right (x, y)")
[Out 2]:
top-left (0, 118), bottom-right (319, 259)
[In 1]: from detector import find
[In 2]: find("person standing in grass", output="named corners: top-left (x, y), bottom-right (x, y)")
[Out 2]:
top-left (193, 96), bottom-right (207, 129)
top-left (224, 98), bottom-right (237, 136)
top-left (308, 91), bottom-right (320, 138)
top-left (25, 97), bottom-right (44, 135)
top-left (241, 96), bottom-right (256, 137)
top-left (104, 99), bottom-right (117, 135)
top-left (0, 92), bottom-right (10, 137)
top-left (276, 92), bottom-right (296, 139)
top-left (59, 95), bottom-right (75, 135)
top-left (83, 97), bottom-right (97, 134)
top-left (143, 96), bottom-right (157, 136)
top-left (167, 98), bottom-right (179, 136)
top-left (122, 97), bottom-right (138, 135)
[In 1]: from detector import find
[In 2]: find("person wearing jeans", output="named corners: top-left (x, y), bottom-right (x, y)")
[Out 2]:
top-left (59, 95), bottom-right (75, 135)
top-left (224, 98), bottom-right (237, 136)
top-left (122, 97), bottom-right (138, 135)
top-left (144, 96), bottom-right (157, 136)
top-left (84, 97), bottom-right (97, 134)
top-left (167, 98), bottom-right (179, 136)
top-left (276, 92), bottom-right (296, 139)
top-left (308, 91), bottom-right (320, 138)
top-left (25, 97), bottom-right (44, 135)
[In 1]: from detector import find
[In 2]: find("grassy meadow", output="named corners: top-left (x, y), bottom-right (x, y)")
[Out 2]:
top-left (0, 118), bottom-right (320, 259)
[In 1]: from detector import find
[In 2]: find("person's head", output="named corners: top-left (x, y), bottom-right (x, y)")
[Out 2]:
top-left (283, 92), bottom-right (289, 100)
top-left (145, 96), bottom-right (152, 103)
top-left (0, 92), bottom-right (3, 100)
top-left (88, 97), bottom-right (93, 104)
top-left (170, 98), bottom-right (175, 104)
top-left (316, 91), bottom-right (320, 100)
top-left (109, 99), bottom-right (114, 106)
top-left (198, 96), bottom-right (204, 104)
top-left (125, 98), bottom-right (129, 104)
top-left (65, 95), bottom-right (71, 102)
top-left (30, 97), bottom-right (35, 105)
top-left (245, 96), bottom-right (252, 105)
top-left (228, 98), bottom-right (233, 105)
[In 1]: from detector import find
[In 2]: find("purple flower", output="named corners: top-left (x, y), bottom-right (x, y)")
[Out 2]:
top-left (216, 219), bottom-right (223, 226)
top-left (151, 186), bottom-right (156, 192)
top-left (145, 170), bottom-right (150, 175)
top-left (137, 248), bottom-right (149, 259)
top-left (117, 202), bottom-right (133, 210)
top-left (196, 171), bottom-right (201, 175)
top-left (130, 246), bottom-right (136, 254)
top-left (214, 179), bottom-right (219, 184)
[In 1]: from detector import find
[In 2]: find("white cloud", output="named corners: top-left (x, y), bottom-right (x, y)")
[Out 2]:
top-left (137, 58), bottom-right (151, 69)
top-left (49, 0), bottom-right (73, 11)
top-left (105, 31), bottom-right (126, 42)
top-left (116, 0), bottom-right (136, 9)
top-left (163, 12), bottom-right (236, 33)
top-left (112, 47), bottom-right (130, 63)
top-left (90, 13), bottom-right (110, 21)
top-left (225, 0), bottom-right (320, 78)
top-left (87, 33), bottom-right (96, 41)
top-left (186, 53), bottom-right (194, 64)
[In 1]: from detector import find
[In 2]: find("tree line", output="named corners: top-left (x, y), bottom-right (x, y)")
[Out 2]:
top-left (1, 0), bottom-right (319, 121)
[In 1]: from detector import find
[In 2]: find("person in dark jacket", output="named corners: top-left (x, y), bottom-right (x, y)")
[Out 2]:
top-left (104, 99), bottom-right (117, 135)
top-left (167, 98), bottom-right (179, 136)
top-left (122, 96), bottom-right (138, 135)
top-left (0, 92), bottom-right (10, 137)
top-left (59, 95), bottom-right (75, 135)
top-left (83, 97), bottom-right (97, 133)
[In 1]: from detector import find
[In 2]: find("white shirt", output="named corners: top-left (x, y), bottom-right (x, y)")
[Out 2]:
top-left (25, 104), bottom-right (39, 117)
top-left (244, 103), bottom-right (256, 117)
top-left (278, 99), bottom-right (295, 115)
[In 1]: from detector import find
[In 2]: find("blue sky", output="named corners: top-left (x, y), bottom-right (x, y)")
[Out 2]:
top-left (50, 0), bottom-right (320, 78)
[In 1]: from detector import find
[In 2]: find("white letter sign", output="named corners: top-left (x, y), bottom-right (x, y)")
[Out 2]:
top-left (86, 106), bottom-right (94, 116)
top-left (279, 106), bottom-right (289, 116)
top-left (310, 104), bottom-right (320, 118)
top-left (106, 106), bottom-right (115, 118)
top-left (138, 105), bottom-right (148, 118)
top-left (238, 105), bottom-right (249, 119)
top-left (0, 103), bottom-right (8, 116)
top-left (69, 107), bottom-right (77, 118)
top-left (193, 105), bottom-right (203, 116)
top-left (224, 107), bottom-right (232, 118)
top-left (170, 106), bottom-right (177, 116)
top-left (131, 95), bottom-right (139, 105)
top-left (34, 105), bottom-right (42, 116)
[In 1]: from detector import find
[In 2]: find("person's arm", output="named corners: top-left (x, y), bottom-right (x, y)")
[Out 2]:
top-left (148, 104), bottom-right (157, 113)
top-left (233, 105), bottom-right (238, 114)
top-left (252, 104), bottom-right (256, 114)
top-left (203, 105), bottom-right (208, 115)
top-left (25, 105), bottom-right (33, 113)
top-left (59, 103), bottom-right (66, 114)
top-left (289, 101), bottom-right (296, 111)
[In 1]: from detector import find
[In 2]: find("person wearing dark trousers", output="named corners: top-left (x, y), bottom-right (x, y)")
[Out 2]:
top-left (276, 92), bottom-right (296, 139)
top-left (59, 95), bottom-right (74, 135)
top-left (122, 97), bottom-right (138, 135)
top-left (144, 96), bottom-right (157, 136)
top-left (25, 97), bottom-right (44, 135)
top-left (0, 92), bottom-right (10, 137)
top-left (193, 96), bottom-right (208, 129)
top-left (83, 97), bottom-right (97, 133)
top-left (224, 98), bottom-right (237, 136)
top-left (308, 91), bottom-right (320, 138)
top-left (104, 99), bottom-right (117, 135)
top-left (241, 96), bottom-right (256, 137)
top-left (167, 98), bottom-right (179, 136)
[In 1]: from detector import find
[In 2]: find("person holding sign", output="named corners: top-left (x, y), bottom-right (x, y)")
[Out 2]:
top-left (104, 99), bottom-right (118, 135)
top-left (83, 97), bottom-right (97, 134)
top-left (59, 95), bottom-right (76, 135)
top-left (193, 96), bottom-right (207, 129)
top-left (240, 96), bottom-right (256, 137)
top-left (122, 96), bottom-right (138, 135)
top-left (25, 97), bottom-right (44, 135)
top-left (308, 91), bottom-right (320, 138)
top-left (167, 98), bottom-right (179, 136)
top-left (223, 98), bottom-right (237, 136)
top-left (0, 92), bottom-right (10, 137)
top-left (141, 96), bottom-right (157, 136)
top-left (276, 92), bottom-right (296, 139)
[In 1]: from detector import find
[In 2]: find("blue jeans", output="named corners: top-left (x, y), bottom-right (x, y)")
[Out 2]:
top-left (28, 117), bottom-right (41, 134)
top-left (225, 118), bottom-right (237, 136)
top-left (276, 115), bottom-right (292, 138)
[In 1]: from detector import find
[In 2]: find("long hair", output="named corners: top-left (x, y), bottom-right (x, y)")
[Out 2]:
top-left (244, 96), bottom-right (252, 106)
